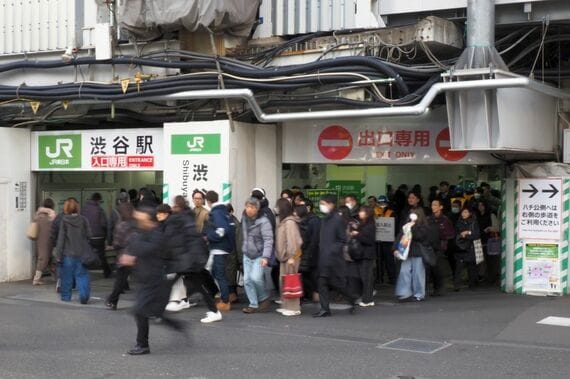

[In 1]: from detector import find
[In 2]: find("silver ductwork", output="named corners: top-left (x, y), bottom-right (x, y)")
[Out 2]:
top-left (455, 0), bottom-right (507, 70)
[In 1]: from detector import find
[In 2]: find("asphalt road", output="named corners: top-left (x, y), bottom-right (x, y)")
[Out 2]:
top-left (1, 276), bottom-right (570, 379)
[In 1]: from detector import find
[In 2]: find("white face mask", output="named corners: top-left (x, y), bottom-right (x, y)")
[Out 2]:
top-left (474, 193), bottom-right (481, 199)
top-left (452, 207), bottom-right (460, 214)
top-left (319, 204), bottom-right (331, 214)
top-left (345, 203), bottom-right (354, 210)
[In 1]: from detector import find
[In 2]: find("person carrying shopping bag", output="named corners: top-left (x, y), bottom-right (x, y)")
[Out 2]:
top-left (275, 198), bottom-right (303, 316)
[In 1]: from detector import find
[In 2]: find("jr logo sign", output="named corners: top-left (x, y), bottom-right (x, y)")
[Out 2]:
top-left (171, 134), bottom-right (221, 154)
top-left (39, 135), bottom-right (81, 169)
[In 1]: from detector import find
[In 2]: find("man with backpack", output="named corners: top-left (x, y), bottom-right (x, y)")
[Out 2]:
top-left (205, 190), bottom-right (235, 312)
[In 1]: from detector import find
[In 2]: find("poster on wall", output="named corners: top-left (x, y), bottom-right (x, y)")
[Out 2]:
top-left (163, 121), bottom-right (230, 205)
top-left (282, 108), bottom-right (499, 165)
top-left (31, 129), bottom-right (163, 171)
top-left (523, 243), bottom-right (561, 294)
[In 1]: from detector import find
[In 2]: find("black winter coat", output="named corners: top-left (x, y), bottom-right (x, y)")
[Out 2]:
top-left (129, 227), bottom-right (166, 283)
top-left (354, 221), bottom-right (376, 260)
top-left (164, 209), bottom-right (208, 274)
top-left (318, 211), bottom-right (347, 282)
top-left (300, 213), bottom-right (321, 272)
top-left (455, 217), bottom-right (481, 263)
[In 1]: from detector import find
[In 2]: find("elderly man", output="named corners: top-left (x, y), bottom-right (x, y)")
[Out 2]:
top-left (241, 197), bottom-right (274, 314)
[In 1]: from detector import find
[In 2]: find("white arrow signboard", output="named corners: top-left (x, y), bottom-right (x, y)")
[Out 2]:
top-left (518, 178), bottom-right (563, 241)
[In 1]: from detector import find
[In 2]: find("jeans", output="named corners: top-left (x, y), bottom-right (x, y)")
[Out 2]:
top-left (243, 256), bottom-right (269, 308)
top-left (395, 257), bottom-right (425, 300)
top-left (60, 256), bottom-right (90, 303)
top-left (212, 255), bottom-right (230, 302)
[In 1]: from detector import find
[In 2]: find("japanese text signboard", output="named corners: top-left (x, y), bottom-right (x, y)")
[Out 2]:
top-left (32, 129), bottom-right (163, 171)
top-left (282, 108), bottom-right (498, 164)
top-left (518, 178), bottom-right (563, 241)
top-left (163, 121), bottom-right (230, 205)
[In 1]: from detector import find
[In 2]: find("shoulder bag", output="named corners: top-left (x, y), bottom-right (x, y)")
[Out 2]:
top-left (27, 221), bottom-right (39, 240)
top-left (419, 243), bottom-right (437, 267)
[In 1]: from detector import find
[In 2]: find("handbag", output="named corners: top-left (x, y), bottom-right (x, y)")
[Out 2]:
top-left (347, 238), bottom-right (364, 261)
top-left (282, 273), bottom-right (303, 299)
top-left (473, 239), bottom-right (484, 265)
top-left (419, 243), bottom-right (437, 267)
top-left (27, 221), bottom-right (39, 240)
top-left (487, 234), bottom-right (501, 256)
top-left (81, 239), bottom-right (101, 269)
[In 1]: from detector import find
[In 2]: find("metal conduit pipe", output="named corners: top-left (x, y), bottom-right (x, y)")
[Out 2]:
top-left (107, 76), bottom-right (570, 123)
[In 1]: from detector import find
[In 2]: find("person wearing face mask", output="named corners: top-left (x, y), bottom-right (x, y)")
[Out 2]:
top-left (399, 191), bottom-right (429, 230)
top-left (344, 194), bottom-right (360, 220)
top-left (446, 199), bottom-right (463, 279)
top-left (313, 195), bottom-right (357, 317)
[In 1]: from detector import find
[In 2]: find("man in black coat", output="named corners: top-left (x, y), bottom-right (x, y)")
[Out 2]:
top-left (313, 195), bottom-right (357, 318)
top-left (119, 207), bottom-right (186, 356)
top-left (296, 200), bottom-right (321, 303)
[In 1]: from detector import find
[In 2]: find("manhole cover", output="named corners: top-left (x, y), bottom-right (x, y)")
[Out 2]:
top-left (378, 338), bottom-right (451, 354)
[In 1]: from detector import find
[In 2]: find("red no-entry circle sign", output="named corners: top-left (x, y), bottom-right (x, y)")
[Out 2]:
top-left (436, 128), bottom-right (467, 161)
top-left (318, 125), bottom-right (353, 160)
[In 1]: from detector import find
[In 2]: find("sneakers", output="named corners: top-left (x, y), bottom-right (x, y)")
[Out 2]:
top-left (358, 302), bottom-right (375, 307)
top-left (165, 300), bottom-right (192, 312)
top-left (275, 308), bottom-right (286, 314)
top-left (216, 301), bottom-right (231, 312)
top-left (281, 310), bottom-right (301, 317)
top-left (200, 311), bottom-right (223, 324)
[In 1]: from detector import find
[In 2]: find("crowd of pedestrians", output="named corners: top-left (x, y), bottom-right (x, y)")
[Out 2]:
top-left (28, 181), bottom-right (501, 354)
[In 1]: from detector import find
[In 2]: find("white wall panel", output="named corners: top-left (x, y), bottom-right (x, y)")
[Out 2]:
top-left (0, 0), bottom-right (79, 54)
top-left (255, 0), bottom-right (383, 39)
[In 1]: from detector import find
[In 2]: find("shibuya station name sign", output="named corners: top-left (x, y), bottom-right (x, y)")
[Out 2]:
top-left (31, 129), bottom-right (163, 171)
top-left (282, 109), bottom-right (498, 164)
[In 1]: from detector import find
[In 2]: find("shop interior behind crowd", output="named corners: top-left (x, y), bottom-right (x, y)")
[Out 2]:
top-left (35, 163), bottom-right (504, 293)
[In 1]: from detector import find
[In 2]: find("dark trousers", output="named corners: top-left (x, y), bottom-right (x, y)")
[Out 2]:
top-left (301, 269), bottom-right (317, 300)
top-left (454, 259), bottom-right (478, 289)
top-left (134, 277), bottom-right (181, 349)
top-left (347, 261), bottom-right (375, 303)
top-left (318, 276), bottom-right (355, 313)
top-left (446, 240), bottom-right (458, 280)
top-left (90, 238), bottom-right (112, 277)
top-left (271, 265), bottom-right (280, 293)
top-left (211, 255), bottom-right (230, 302)
top-left (426, 252), bottom-right (444, 293)
top-left (108, 266), bottom-right (131, 305)
top-left (377, 242), bottom-right (397, 285)
top-left (181, 270), bottom-right (218, 313)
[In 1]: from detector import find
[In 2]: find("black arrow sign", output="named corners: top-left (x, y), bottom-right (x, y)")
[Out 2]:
top-left (542, 184), bottom-right (560, 198)
top-left (522, 184), bottom-right (538, 198)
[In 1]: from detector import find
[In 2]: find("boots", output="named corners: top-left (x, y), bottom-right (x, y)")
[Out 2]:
top-left (32, 271), bottom-right (44, 286)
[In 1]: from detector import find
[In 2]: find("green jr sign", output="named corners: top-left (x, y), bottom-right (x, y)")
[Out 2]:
top-left (171, 134), bottom-right (221, 155)
top-left (38, 135), bottom-right (82, 169)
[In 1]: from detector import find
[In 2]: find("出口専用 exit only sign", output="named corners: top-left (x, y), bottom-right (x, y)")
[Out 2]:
top-left (518, 178), bottom-right (563, 240)
top-left (171, 134), bottom-right (221, 155)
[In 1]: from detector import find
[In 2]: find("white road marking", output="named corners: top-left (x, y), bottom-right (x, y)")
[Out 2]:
top-left (537, 316), bottom-right (570, 327)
